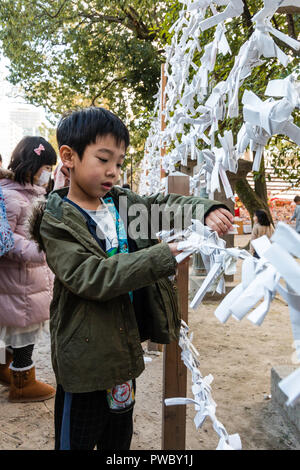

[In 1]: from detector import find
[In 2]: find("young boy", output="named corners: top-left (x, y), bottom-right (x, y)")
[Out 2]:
top-left (34, 107), bottom-right (233, 450)
top-left (290, 195), bottom-right (300, 234)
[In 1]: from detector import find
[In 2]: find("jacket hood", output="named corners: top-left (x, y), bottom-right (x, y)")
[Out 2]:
top-left (0, 167), bottom-right (14, 181)
top-left (27, 195), bottom-right (49, 252)
top-left (28, 187), bottom-right (69, 252)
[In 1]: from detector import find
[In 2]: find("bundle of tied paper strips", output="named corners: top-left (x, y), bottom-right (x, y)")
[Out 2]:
top-left (157, 221), bottom-right (300, 450)
top-left (139, 0), bottom-right (300, 199)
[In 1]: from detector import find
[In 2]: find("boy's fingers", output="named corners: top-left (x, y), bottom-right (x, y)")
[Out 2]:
top-left (214, 210), bottom-right (234, 230)
top-left (205, 209), bottom-right (233, 235)
top-left (205, 216), bottom-right (223, 235)
top-left (208, 211), bottom-right (231, 230)
top-left (218, 207), bottom-right (234, 223)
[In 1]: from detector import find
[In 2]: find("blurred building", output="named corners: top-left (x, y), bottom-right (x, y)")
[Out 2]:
top-left (0, 67), bottom-right (44, 168)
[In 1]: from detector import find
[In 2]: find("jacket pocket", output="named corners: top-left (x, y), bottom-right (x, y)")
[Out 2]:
top-left (156, 277), bottom-right (181, 343)
top-left (61, 305), bottom-right (90, 360)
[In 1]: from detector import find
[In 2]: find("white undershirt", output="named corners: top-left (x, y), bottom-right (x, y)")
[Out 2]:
top-left (83, 199), bottom-right (119, 253)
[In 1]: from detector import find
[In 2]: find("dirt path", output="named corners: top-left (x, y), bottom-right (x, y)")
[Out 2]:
top-left (134, 297), bottom-right (300, 450)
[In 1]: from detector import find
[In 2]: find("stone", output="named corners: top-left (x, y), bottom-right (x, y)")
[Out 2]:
top-left (271, 365), bottom-right (300, 434)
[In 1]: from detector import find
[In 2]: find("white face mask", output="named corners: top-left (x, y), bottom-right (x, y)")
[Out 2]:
top-left (37, 170), bottom-right (51, 187)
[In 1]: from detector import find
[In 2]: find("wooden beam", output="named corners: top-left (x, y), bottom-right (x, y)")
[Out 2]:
top-left (162, 174), bottom-right (190, 450)
top-left (277, 6), bottom-right (300, 14)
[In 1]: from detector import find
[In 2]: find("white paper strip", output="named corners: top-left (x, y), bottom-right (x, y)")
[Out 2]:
top-left (165, 320), bottom-right (242, 450)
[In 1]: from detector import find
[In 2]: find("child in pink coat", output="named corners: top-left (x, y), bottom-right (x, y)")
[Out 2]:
top-left (0, 136), bottom-right (57, 402)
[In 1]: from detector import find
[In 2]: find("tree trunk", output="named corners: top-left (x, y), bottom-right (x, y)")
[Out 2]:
top-left (253, 154), bottom-right (274, 225)
top-left (235, 178), bottom-right (274, 226)
top-left (254, 155), bottom-right (267, 200)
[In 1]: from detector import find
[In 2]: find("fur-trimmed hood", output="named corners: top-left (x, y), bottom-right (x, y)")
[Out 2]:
top-left (0, 167), bottom-right (15, 181)
top-left (27, 195), bottom-right (48, 252)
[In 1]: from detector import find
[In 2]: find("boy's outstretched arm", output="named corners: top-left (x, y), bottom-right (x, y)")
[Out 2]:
top-left (40, 215), bottom-right (184, 303)
top-left (129, 191), bottom-right (234, 237)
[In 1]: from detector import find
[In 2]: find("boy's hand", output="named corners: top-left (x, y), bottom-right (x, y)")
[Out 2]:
top-left (205, 208), bottom-right (234, 236)
top-left (168, 242), bottom-right (183, 258)
top-left (168, 242), bottom-right (192, 264)
top-left (168, 207), bottom-right (233, 260)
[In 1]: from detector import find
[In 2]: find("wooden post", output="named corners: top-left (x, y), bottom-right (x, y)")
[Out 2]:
top-left (157, 63), bottom-right (190, 449)
top-left (147, 63), bottom-right (168, 355)
top-left (162, 174), bottom-right (190, 450)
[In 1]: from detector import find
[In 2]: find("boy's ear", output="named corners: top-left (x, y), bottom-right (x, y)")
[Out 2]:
top-left (59, 145), bottom-right (76, 169)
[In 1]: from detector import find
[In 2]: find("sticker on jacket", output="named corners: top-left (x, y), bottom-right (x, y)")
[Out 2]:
top-left (106, 380), bottom-right (135, 412)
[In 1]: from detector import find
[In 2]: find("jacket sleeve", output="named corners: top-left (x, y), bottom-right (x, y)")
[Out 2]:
top-left (115, 189), bottom-right (231, 244)
top-left (3, 191), bottom-right (45, 264)
top-left (139, 192), bottom-right (229, 217)
top-left (130, 192), bottom-right (230, 233)
top-left (291, 209), bottom-right (296, 221)
top-left (40, 214), bottom-right (177, 302)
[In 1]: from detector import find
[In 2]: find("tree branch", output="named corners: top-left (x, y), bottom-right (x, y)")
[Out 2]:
top-left (91, 76), bottom-right (128, 105)
top-left (80, 12), bottom-right (125, 25)
top-left (37, 0), bottom-right (69, 19)
top-left (271, 13), bottom-right (299, 56)
top-left (241, 0), bottom-right (253, 36)
top-left (120, 4), bottom-right (156, 40)
top-left (277, 6), bottom-right (300, 14)
top-left (286, 13), bottom-right (296, 40)
top-left (78, 8), bottom-right (156, 41)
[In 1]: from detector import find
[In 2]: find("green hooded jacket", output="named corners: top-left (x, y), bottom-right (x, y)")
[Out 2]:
top-left (34, 186), bottom-right (226, 393)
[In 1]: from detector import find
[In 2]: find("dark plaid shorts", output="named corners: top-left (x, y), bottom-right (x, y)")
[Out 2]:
top-left (54, 383), bottom-right (134, 450)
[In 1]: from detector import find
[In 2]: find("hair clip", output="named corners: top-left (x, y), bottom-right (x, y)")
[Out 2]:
top-left (34, 144), bottom-right (45, 155)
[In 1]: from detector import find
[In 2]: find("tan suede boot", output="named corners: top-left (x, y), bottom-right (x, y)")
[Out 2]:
top-left (0, 350), bottom-right (13, 386)
top-left (8, 365), bottom-right (56, 403)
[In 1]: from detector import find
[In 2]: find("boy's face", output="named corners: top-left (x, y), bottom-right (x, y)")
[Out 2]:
top-left (62, 134), bottom-right (125, 200)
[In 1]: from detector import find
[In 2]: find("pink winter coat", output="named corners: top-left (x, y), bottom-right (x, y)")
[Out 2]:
top-left (0, 169), bottom-right (53, 328)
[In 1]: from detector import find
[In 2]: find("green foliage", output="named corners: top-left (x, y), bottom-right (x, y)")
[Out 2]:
top-left (0, 0), bottom-right (173, 163)
top-left (0, 0), bottom-right (299, 177)
top-left (270, 135), bottom-right (300, 186)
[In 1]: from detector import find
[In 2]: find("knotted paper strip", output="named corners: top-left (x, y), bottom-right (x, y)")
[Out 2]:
top-left (165, 320), bottom-right (242, 450)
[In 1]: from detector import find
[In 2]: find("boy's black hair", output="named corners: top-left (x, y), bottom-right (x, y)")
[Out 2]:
top-left (294, 195), bottom-right (300, 203)
top-left (8, 136), bottom-right (57, 185)
top-left (0, 154), bottom-right (2, 162)
top-left (254, 209), bottom-right (271, 226)
top-left (56, 107), bottom-right (130, 159)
